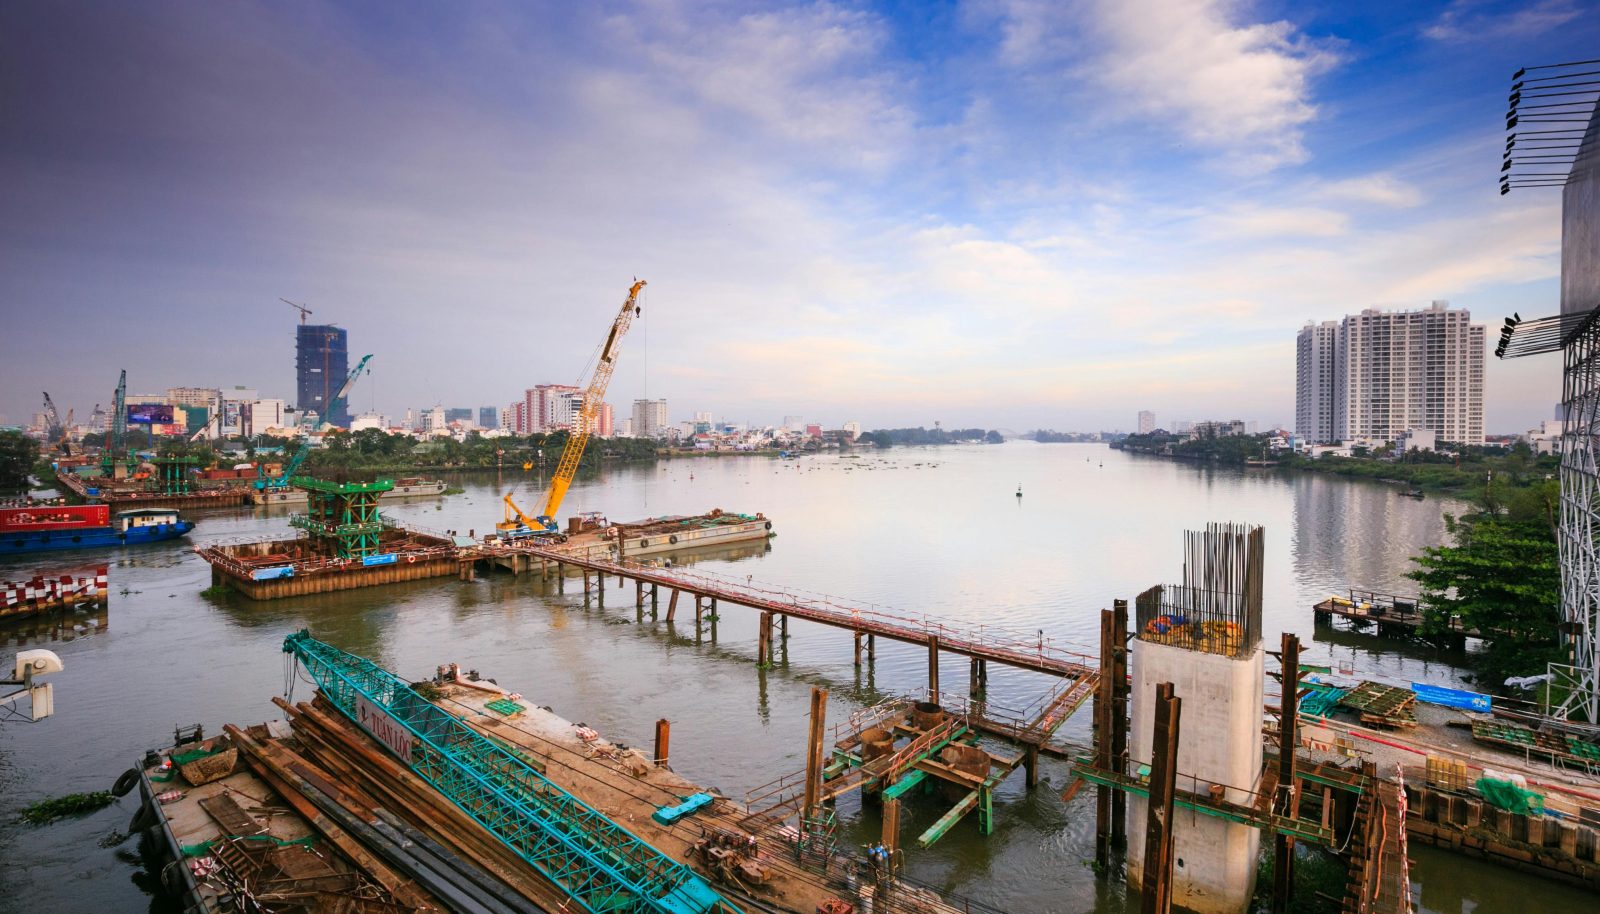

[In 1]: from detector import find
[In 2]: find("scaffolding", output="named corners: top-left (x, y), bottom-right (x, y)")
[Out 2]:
top-left (288, 476), bottom-right (393, 559)
top-left (150, 455), bottom-right (201, 496)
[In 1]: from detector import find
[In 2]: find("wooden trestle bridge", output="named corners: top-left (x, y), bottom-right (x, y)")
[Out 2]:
top-left (471, 540), bottom-right (1409, 913)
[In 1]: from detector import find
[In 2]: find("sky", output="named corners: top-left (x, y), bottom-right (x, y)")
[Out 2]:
top-left (1, 1), bottom-right (1594, 433)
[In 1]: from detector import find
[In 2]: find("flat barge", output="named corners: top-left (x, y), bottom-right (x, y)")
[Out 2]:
top-left (484, 509), bottom-right (773, 573)
top-left (199, 526), bottom-right (461, 599)
top-left (56, 469), bottom-right (251, 511)
top-left (249, 477), bottom-right (447, 506)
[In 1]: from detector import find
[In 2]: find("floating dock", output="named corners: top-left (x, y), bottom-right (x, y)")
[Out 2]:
top-left (1314, 589), bottom-right (1480, 647)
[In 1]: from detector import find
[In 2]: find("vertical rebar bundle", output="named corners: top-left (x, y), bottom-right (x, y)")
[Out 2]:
top-left (1136, 523), bottom-right (1264, 657)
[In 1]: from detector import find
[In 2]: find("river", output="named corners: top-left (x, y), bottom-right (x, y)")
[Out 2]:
top-left (0, 442), bottom-right (1586, 912)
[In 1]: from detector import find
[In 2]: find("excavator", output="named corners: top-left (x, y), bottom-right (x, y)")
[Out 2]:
top-left (498, 279), bottom-right (645, 538)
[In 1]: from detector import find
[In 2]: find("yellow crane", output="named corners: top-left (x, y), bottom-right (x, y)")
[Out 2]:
top-left (498, 279), bottom-right (646, 536)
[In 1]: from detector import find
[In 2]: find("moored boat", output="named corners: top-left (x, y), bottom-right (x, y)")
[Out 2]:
top-left (0, 505), bottom-right (194, 554)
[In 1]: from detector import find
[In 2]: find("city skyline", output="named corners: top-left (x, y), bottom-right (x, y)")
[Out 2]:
top-left (2, 3), bottom-right (1587, 432)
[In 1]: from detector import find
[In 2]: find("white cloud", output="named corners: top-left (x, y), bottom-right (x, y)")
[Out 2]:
top-left (987, 0), bottom-right (1340, 170)
top-left (1317, 174), bottom-right (1424, 208)
top-left (1423, 0), bottom-right (1584, 43)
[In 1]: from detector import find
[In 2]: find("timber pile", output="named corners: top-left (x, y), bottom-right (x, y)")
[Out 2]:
top-left (264, 695), bottom-right (569, 912)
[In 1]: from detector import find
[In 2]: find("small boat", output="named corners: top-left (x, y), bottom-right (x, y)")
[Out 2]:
top-left (1400, 489), bottom-right (1425, 499)
top-left (1016, 485), bottom-right (1023, 498)
top-left (1, 505), bottom-right (193, 554)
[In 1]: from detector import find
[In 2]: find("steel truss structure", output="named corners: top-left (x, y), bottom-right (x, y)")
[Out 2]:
top-left (283, 630), bottom-right (737, 914)
top-left (1557, 316), bottom-right (1600, 721)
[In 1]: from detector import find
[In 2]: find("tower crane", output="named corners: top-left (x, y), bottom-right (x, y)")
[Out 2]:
top-left (282, 298), bottom-right (313, 324)
top-left (499, 280), bottom-right (644, 536)
top-left (41, 394), bottom-right (74, 456)
top-left (255, 354), bottom-right (372, 492)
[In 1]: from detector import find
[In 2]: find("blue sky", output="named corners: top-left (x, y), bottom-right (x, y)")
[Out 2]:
top-left (1, 1), bottom-right (1593, 432)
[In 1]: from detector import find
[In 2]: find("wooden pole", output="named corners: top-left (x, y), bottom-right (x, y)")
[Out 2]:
top-left (1140, 682), bottom-right (1181, 914)
top-left (666, 589), bottom-right (679, 622)
top-left (1273, 633), bottom-right (1301, 914)
top-left (759, 611), bottom-right (773, 666)
top-left (1112, 598), bottom-right (1129, 843)
top-left (654, 718), bottom-right (671, 767)
top-left (1095, 608), bottom-right (1116, 870)
top-left (882, 796), bottom-right (901, 855)
top-left (802, 687), bottom-right (829, 819)
top-left (854, 631), bottom-right (863, 666)
top-left (867, 633), bottom-right (875, 663)
top-left (927, 635), bottom-right (940, 702)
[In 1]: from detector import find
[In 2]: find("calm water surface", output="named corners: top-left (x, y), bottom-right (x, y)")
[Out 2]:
top-left (0, 443), bottom-right (1586, 913)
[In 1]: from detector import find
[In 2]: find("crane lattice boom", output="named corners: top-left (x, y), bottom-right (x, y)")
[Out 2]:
top-left (537, 280), bottom-right (646, 526)
top-left (282, 630), bottom-right (734, 914)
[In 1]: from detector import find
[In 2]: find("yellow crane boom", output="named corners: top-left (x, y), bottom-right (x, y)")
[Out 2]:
top-left (539, 279), bottom-right (645, 524)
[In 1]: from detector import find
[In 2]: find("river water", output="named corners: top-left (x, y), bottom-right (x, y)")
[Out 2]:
top-left (0, 442), bottom-right (1587, 913)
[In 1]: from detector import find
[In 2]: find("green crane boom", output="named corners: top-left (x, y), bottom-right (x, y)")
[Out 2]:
top-left (257, 354), bottom-right (372, 491)
top-left (282, 631), bottom-right (737, 914)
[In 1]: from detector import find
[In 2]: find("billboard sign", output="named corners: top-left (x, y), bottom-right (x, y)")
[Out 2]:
top-left (128, 403), bottom-right (174, 425)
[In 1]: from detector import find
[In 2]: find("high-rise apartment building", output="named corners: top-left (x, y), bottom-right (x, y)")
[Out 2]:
top-left (479, 406), bottom-right (497, 430)
top-left (522, 384), bottom-right (581, 434)
top-left (296, 324), bottom-right (350, 427)
top-left (632, 399), bottom-right (668, 439)
top-left (1296, 321), bottom-right (1339, 443)
top-left (1137, 410), bottom-right (1155, 434)
top-left (1296, 302), bottom-right (1484, 445)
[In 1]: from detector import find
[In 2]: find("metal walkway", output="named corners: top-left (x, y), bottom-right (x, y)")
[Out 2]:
top-left (283, 630), bottom-right (739, 914)
top-left (483, 543), bottom-right (1100, 680)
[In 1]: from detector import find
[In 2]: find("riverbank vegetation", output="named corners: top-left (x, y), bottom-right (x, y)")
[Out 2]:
top-left (1115, 432), bottom-right (1557, 492)
top-left (1, 430), bottom-right (41, 493)
top-left (859, 426), bottom-right (1002, 447)
top-left (1408, 480), bottom-right (1562, 689)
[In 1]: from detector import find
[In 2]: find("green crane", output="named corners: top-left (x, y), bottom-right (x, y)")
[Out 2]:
top-left (282, 631), bottom-right (737, 914)
top-left (256, 354), bottom-right (372, 492)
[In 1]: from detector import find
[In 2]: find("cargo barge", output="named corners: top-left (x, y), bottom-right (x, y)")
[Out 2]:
top-left (1, 504), bottom-right (193, 554)
top-left (55, 469), bottom-right (251, 511)
top-left (249, 477), bottom-right (447, 506)
top-left (485, 509), bottom-right (773, 571)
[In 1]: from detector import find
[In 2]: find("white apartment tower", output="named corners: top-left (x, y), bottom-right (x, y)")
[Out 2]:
top-left (1296, 302), bottom-right (1484, 446)
top-left (632, 399), bottom-right (669, 439)
top-left (1137, 410), bottom-right (1155, 434)
top-left (1296, 321), bottom-right (1339, 443)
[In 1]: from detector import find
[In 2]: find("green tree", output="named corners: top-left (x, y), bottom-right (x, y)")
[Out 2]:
top-left (1408, 483), bottom-right (1562, 687)
top-left (0, 431), bottom-right (41, 493)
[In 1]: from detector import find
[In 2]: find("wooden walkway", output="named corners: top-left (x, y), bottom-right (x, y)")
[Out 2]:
top-left (1314, 590), bottom-right (1480, 643)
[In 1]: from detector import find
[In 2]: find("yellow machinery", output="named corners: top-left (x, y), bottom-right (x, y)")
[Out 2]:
top-left (497, 279), bottom-right (646, 536)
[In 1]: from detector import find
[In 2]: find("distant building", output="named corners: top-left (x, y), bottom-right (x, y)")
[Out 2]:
top-left (296, 324), bottom-right (351, 427)
top-left (1137, 410), bottom-right (1155, 435)
top-left (1296, 320), bottom-right (1339, 443)
top-left (1298, 302), bottom-right (1484, 446)
top-left (1396, 428), bottom-right (1436, 454)
top-left (632, 399), bottom-right (669, 439)
top-left (596, 402), bottom-right (614, 437)
top-left (843, 421), bottom-right (861, 440)
top-left (479, 406), bottom-right (497, 430)
top-left (522, 384), bottom-right (580, 433)
top-left (1190, 419), bottom-right (1246, 440)
top-left (421, 406), bottom-right (447, 434)
top-left (805, 423), bottom-right (822, 439)
top-left (783, 415), bottom-right (804, 433)
top-left (1173, 420), bottom-right (1193, 434)
top-left (242, 399), bottom-right (286, 437)
top-left (349, 411), bottom-right (386, 433)
top-left (1529, 419), bottom-right (1563, 456)
top-left (619, 417), bottom-right (634, 437)
top-left (444, 407), bottom-right (473, 425)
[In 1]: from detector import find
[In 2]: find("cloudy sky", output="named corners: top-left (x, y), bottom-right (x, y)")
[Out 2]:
top-left (1, 1), bottom-right (1591, 432)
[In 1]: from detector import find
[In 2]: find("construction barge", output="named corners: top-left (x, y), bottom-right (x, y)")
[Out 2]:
top-left (200, 470), bottom-right (774, 600)
top-left (56, 467), bottom-right (252, 511)
top-left (249, 477), bottom-right (448, 507)
top-left (124, 633), bottom-right (976, 914)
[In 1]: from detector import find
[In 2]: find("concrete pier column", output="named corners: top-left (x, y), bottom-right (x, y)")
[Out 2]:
top-left (758, 611), bottom-right (774, 666)
top-left (557, 563), bottom-right (565, 592)
top-left (582, 571), bottom-right (591, 605)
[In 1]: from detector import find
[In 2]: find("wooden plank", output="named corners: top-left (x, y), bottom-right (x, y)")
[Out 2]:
top-left (918, 790), bottom-right (981, 847)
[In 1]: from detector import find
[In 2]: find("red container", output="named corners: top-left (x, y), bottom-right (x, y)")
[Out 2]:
top-left (0, 504), bottom-right (110, 532)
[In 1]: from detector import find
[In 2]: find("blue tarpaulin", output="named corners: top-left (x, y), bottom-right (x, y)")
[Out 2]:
top-left (1411, 682), bottom-right (1491, 712)
top-left (250, 565), bottom-right (295, 581)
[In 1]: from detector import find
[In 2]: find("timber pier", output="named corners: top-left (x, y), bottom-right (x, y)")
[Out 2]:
top-left (1314, 589), bottom-right (1481, 648)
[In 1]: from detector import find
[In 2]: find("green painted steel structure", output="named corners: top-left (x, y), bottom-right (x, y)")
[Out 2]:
top-left (282, 631), bottom-right (738, 914)
top-left (288, 476), bottom-right (393, 558)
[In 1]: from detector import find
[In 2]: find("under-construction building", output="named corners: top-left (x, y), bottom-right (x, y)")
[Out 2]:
top-left (296, 324), bottom-right (351, 427)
